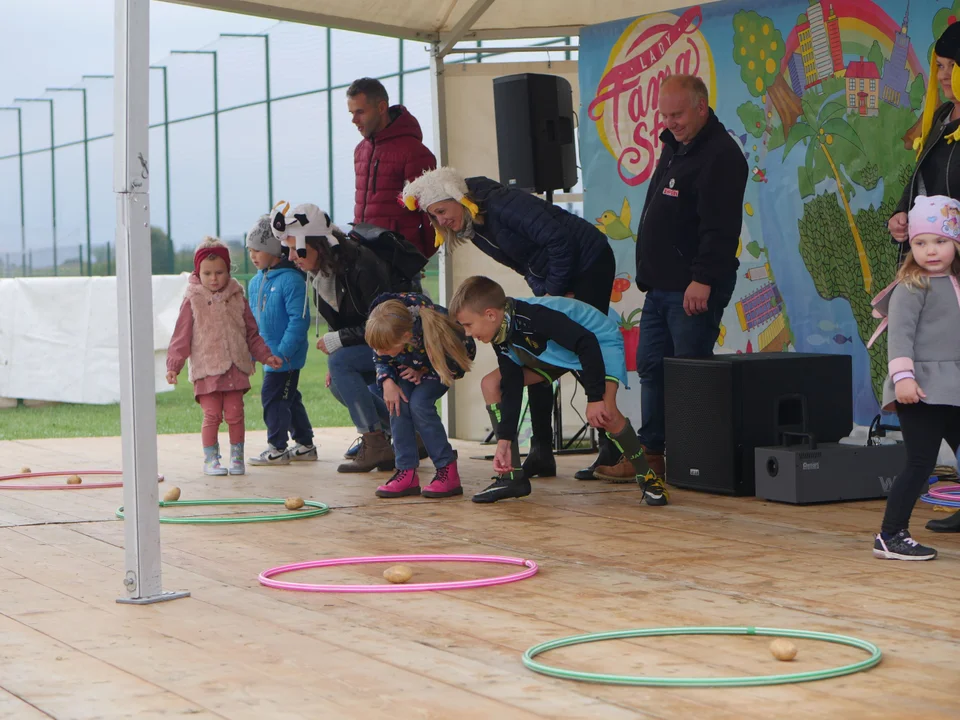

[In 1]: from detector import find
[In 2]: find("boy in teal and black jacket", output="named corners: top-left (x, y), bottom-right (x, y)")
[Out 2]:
top-left (245, 215), bottom-right (316, 465)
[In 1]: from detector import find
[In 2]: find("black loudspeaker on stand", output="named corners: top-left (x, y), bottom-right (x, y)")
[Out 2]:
top-left (492, 73), bottom-right (578, 194)
top-left (663, 353), bottom-right (853, 496)
top-left (487, 72), bottom-right (592, 456)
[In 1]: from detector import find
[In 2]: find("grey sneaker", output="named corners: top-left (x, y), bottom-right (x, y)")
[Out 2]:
top-left (289, 443), bottom-right (318, 462)
top-left (248, 445), bottom-right (291, 466)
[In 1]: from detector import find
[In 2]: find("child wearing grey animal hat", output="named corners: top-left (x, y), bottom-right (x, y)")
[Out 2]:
top-left (245, 215), bottom-right (317, 465)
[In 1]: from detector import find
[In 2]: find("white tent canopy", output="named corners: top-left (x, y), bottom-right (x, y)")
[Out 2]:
top-left (166, 0), bottom-right (714, 41)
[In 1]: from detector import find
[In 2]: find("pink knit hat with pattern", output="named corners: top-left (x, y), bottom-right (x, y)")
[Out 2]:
top-left (908, 195), bottom-right (960, 242)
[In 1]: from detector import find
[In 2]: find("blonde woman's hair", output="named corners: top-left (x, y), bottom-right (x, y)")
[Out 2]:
top-left (365, 299), bottom-right (472, 386)
top-left (896, 237), bottom-right (960, 289)
top-left (428, 193), bottom-right (483, 250)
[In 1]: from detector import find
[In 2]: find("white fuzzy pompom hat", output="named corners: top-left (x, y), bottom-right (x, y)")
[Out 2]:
top-left (400, 167), bottom-right (479, 247)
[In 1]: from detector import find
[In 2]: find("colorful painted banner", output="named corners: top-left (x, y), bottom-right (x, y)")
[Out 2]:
top-left (581, 0), bottom-right (955, 425)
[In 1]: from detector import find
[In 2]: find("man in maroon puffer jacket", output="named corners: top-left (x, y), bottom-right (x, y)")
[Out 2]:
top-left (347, 78), bottom-right (437, 258)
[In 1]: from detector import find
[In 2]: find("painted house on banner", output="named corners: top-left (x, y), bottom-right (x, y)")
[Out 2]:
top-left (845, 57), bottom-right (880, 116)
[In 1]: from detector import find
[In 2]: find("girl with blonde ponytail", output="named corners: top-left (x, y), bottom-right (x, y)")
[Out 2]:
top-left (364, 292), bottom-right (476, 499)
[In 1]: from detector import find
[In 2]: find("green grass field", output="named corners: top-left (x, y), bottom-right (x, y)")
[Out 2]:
top-left (0, 353), bottom-right (351, 441)
top-left (0, 269), bottom-right (440, 441)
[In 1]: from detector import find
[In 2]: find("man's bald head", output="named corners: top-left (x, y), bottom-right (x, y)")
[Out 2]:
top-left (659, 74), bottom-right (710, 144)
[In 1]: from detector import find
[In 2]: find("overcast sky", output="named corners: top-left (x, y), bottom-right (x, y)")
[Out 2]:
top-left (0, 0), bottom-right (439, 258)
top-left (1, 0), bottom-right (272, 106)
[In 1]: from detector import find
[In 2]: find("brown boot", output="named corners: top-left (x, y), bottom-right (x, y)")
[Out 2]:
top-left (595, 446), bottom-right (666, 483)
top-left (337, 430), bottom-right (395, 473)
top-left (594, 455), bottom-right (635, 483)
top-left (646, 447), bottom-right (666, 479)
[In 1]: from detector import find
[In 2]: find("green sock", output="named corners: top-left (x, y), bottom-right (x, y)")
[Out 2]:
top-left (609, 420), bottom-right (648, 481)
top-left (487, 403), bottom-right (522, 480)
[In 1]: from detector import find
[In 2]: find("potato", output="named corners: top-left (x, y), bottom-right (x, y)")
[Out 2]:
top-left (66, 475), bottom-right (82, 485)
top-left (284, 496), bottom-right (305, 510)
top-left (163, 487), bottom-right (181, 502)
top-left (770, 638), bottom-right (797, 661)
top-left (383, 565), bottom-right (414, 584)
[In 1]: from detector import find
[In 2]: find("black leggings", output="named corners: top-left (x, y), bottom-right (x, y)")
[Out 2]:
top-left (527, 243), bottom-right (616, 441)
top-left (881, 402), bottom-right (960, 534)
top-left (569, 243), bottom-right (615, 314)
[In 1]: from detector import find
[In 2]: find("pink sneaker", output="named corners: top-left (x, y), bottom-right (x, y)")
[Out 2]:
top-left (422, 461), bottom-right (464, 498)
top-left (375, 468), bottom-right (421, 498)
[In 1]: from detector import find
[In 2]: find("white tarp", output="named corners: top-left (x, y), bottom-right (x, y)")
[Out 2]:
top-left (0, 274), bottom-right (189, 404)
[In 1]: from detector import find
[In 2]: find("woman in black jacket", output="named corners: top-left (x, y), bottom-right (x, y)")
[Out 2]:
top-left (402, 167), bottom-right (618, 481)
top-left (889, 23), bottom-right (960, 261)
top-left (287, 230), bottom-right (395, 473)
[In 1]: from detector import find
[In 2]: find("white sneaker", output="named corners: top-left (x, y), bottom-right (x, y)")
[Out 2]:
top-left (248, 445), bottom-right (291, 465)
top-left (289, 443), bottom-right (318, 462)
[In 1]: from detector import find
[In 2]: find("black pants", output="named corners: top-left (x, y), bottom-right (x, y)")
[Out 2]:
top-left (528, 243), bottom-right (616, 441)
top-left (881, 402), bottom-right (960, 534)
top-left (262, 369), bottom-right (314, 450)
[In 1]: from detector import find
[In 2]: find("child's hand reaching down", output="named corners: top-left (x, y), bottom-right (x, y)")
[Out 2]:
top-left (493, 439), bottom-right (514, 474)
top-left (265, 356), bottom-right (283, 369)
top-left (166, 370), bottom-right (178, 385)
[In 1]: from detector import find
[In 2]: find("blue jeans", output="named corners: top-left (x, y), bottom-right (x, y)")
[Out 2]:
top-left (389, 378), bottom-right (453, 470)
top-left (636, 272), bottom-right (736, 454)
top-left (261, 369), bottom-right (313, 450)
top-left (327, 343), bottom-right (390, 433)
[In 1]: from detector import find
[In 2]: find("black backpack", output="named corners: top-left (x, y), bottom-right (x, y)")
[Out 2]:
top-left (347, 222), bottom-right (429, 293)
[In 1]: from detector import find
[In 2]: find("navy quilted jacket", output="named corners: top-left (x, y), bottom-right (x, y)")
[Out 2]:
top-left (465, 177), bottom-right (607, 296)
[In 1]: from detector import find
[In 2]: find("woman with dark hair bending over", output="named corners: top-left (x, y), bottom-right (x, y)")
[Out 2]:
top-left (283, 225), bottom-right (396, 474)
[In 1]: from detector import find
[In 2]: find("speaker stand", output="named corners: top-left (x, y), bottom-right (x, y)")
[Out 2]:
top-left (551, 380), bottom-right (597, 456)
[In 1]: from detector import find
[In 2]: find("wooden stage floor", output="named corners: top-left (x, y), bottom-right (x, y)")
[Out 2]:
top-left (0, 429), bottom-right (958, 719)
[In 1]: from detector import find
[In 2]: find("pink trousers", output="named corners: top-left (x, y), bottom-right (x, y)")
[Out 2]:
top-left (198, 390), bottom-right (245, 447)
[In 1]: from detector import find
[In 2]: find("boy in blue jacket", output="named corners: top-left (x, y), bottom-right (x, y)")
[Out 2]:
top-left (246, 216), bottom-right (316, 464)
top-left (450, 275), bottom-right (664, 506)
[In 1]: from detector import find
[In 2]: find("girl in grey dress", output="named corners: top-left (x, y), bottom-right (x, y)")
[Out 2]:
top-left (871, 195), bottom-right (960, 560)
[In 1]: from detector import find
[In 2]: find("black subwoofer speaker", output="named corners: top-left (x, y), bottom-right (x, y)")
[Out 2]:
top-left (663, 353), bottom-right (853, 496)
top-left (492, 73), bottom-right (578, 193)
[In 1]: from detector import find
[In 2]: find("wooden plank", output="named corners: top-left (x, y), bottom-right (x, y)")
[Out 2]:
top-left (0, 609), bottom-right (220, 719)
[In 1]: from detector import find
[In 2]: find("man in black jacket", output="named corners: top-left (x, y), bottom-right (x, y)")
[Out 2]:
top-left (596, 74), bottom-right (747, 487)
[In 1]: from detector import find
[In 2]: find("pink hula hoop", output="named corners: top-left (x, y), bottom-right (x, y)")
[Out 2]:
top-left (258, 553), bottom-right (539, 593)
top-left (926, 484), bottom-right (960, 501)
top-left (0, 470), bottom-right (165, 490)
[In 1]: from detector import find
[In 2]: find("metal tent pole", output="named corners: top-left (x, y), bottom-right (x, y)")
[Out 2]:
top-left (114, 0), bottom-right (188, 606)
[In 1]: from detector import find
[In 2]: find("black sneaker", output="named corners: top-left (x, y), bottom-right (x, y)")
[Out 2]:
top-left (471, 473), bottom-right (532, 503)
top-left (873, 530), bottom-right (937, 561)
top-left (640, 471), bottom-right (669, 506)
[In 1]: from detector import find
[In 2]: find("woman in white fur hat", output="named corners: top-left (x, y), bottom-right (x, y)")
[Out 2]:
top-left (401, 167), bottom-right (618, 482)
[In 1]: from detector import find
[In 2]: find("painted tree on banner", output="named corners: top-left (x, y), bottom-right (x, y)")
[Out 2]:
top-left (732, 10), bottom-right (802, 139)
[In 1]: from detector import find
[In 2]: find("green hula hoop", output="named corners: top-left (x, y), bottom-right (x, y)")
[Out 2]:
top-left (522, 626), bottom-right (882, 687)
top-left (115, 498), bottom-right (330, 524)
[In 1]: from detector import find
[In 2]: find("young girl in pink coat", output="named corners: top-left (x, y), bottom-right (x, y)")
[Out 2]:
top-left (166, 238), bottom-right (281, 475)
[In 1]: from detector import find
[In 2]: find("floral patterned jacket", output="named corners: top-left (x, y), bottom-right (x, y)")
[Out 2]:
top-left (371, 292), bottom-right (476, 387)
